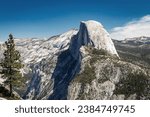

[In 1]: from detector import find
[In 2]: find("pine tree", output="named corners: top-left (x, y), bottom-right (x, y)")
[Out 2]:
top-left (1, 34), bottom-right (24, 96)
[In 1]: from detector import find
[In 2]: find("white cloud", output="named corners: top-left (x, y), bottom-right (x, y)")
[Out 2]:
top-left (110, 15), bottom-right (150, 40)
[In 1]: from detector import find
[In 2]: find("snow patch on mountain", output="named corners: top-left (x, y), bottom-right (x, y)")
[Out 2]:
top-left (14, 29), bottom-right (78, 64)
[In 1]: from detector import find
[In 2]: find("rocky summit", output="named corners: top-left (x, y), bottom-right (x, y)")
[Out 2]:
top-left (0, 20), bottom-right (149, 100)
top-left (69, 20), bottom-right (119, 59)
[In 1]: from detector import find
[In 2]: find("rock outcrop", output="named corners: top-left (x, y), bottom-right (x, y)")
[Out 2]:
top-left (69, 20), bottom-right (119, 59)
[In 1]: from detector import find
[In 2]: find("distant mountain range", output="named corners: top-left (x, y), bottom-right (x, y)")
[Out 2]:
top-left (113, 36), bottom-right (150, 68)
top-left (115, 36), bottom-right (150, 45)
top-left (0, 20), bottom-right (149, 100)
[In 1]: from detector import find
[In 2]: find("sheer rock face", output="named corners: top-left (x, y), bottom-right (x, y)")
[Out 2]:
top-left (69, 20), bottom-right (119, 59)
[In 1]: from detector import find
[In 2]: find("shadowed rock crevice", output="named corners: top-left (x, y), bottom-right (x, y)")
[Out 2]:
top-left (48, 49), bottom-right (81, 99)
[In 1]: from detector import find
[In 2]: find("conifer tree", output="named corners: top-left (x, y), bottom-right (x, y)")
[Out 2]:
top-left (1, 34), bottom-right (24, 96)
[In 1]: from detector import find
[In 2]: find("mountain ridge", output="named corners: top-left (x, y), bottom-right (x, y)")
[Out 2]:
top-left (0, 20), bottom-right (149, 100)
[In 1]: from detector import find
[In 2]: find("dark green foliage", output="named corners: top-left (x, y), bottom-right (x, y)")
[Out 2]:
top-left (89, 48), bottom-right (108, 65)
top-left (114, 71), bottom-right (149, 99)
top-left (1, 34), bottom-right (24, 97)
top-left (0, 85), bottom-right (20, 100)
top-left (98, 66), bottom-right (112, 83)
top-left (76, 84), bottom-right (86, 100)
top-left (92, 48), bottom-right (108, 55)
top-left (74, 64), bottom-right (96, 84)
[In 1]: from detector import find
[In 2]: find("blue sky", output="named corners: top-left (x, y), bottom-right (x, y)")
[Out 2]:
top-left (0, 0), bottom-right (150, 41)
